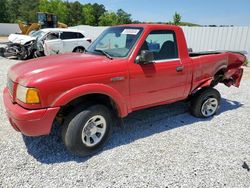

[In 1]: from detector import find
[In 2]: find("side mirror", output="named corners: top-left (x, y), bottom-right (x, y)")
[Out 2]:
top-left (135, 50), bottom-right (154, 64)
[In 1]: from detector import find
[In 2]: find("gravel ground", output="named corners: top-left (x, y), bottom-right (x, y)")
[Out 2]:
top-left (0, 57), bottom-right (250, 188)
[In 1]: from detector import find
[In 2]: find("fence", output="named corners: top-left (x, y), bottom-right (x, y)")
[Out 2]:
top-left (181, 26), bottom-right (250, 61)
top-left (0, 23), bottom-right (20, 35)
top-left (70, 25), bottom-right (108, 40)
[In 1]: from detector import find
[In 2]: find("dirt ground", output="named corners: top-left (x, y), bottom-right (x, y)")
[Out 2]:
top-left (0, 37), bottom-right (8, 42)
top-left (243, 66), bottom-right (250, 79)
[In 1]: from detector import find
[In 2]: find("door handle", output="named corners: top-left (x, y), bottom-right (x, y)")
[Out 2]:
top-left (176, 66), bottom-right (184, 72)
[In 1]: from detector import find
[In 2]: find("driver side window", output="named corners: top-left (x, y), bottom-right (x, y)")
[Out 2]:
top-left (139, 30), bottom-right (178, 61)
top-left (46, 33), bottom-right (59, 41)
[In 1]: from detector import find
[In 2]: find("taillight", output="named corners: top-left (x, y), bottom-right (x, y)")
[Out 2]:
top-left (86, 39), bottom-right (92, 43)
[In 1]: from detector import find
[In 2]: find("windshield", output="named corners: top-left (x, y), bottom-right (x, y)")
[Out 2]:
top-left (30, 30), bottom-right (46, 40)
top-left (88, 26), bottom-right (143, 58)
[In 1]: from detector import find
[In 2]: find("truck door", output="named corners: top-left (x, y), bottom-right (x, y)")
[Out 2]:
top-left (129, 30), bottom-right (188, 109)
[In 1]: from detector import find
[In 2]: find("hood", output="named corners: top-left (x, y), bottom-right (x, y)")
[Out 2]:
top-left (8, 34), bottom-right (36, 45)
top-left (8, 53), bottom-right (121, 86)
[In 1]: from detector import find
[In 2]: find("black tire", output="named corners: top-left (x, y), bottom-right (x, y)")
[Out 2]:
top-left (62, 105), bottom-right (113, 156)
top-left (17, 46), bottom-right (28, 60)
top-left (190, 87), bottom-right (221, 118)
top-left (73, 47), bottom-right (85, 53)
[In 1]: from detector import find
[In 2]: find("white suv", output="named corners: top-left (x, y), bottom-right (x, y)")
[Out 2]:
top-left (42, 28), bottom-right (91, 56)
top-left (5, 28), bottom-right (92, 59)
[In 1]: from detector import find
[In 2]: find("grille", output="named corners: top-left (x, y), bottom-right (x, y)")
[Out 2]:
top-left (7, 78), bottom-right (14, 96)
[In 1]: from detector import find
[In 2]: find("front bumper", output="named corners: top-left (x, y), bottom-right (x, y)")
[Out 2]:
top-left (3, 87), bottom-right (60, 136)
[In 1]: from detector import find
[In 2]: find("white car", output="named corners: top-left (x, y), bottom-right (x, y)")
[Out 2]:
top-left (41, 28), bottom-right (92, 56)
top-left (4, 28), bottom-right (91, 59)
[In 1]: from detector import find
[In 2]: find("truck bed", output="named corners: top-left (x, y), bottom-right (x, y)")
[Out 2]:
top-left (189, 51), bottom-right (245, 91)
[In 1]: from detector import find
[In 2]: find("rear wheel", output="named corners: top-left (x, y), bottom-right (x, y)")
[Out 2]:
top-left (190, 87), bottom-right (221, 118)
top-left (62, 104), bottom-right (113, 156)
top-left (73, 47), bottom-right (85, 53)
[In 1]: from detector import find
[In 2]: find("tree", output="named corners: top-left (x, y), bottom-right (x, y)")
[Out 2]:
top-left (0, 0), bottom-right (135, 26)
top-left (65, 1), bottom-right (84, 26)
top-left (18, 0), bottom-right (40, 23)
top-left (173, 12), bottom-right (181, 25)
top-left (98, 12), bottom-right (119, 26)
top-left (132, 20), bottom-right (141, 24)
top-left (92, 3), bottom-right (106, 26)
top-left (8, 0), bottom-right (22, 23)
top-left (39, 0), bottom-right (68, 23)
top-left (0, 0), bottom-right (10, 23)
top-left (116, 9), bottom-right (132, 24)
top-left (82, 3), bottom-right (95, 25)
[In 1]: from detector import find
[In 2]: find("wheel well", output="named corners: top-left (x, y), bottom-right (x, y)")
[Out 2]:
top-left (73, 46), bottom-right (85, 52)
top-left (56, 93), bottom-right (118, 123)
top-left (210, 69), bottom-right (226, 87)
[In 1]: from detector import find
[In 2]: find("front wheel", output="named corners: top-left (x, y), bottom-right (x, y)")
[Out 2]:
top-left (17, 46), bottom-right (28, 60)
top-left (190, 87), bottom-right (221, 118)
top-left (62, 105), bottom-right (113, 156)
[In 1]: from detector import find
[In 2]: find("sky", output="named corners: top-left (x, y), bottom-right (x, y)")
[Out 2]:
top-left (77, 0), bottom-right (250, 26)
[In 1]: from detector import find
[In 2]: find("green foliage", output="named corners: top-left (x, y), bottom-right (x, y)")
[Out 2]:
top-left (7, 0), bottom-right (21, 22)
top-left (0, 0), bottom-right (11, 23)
top-left (99, 12), bottom-right (119, 26)
top-left (91, 3), bottom-right (106, 26)
top-left (98, 9), bottom-right (132, 26)
top-left (39, 0), bottom-right (68, 23)
top-left (82, 3), bottom-right (96, 25)
top-left (65, 1), bottom-right (84, 26)
top-left (0, 0), bottom-right (132, 26)
top-left (19, 0), bottom-right (39, 22)
top-left (178, 22), bottom-right (201, 26)
top-left (116, 9), bottom-right (132, 24)
top-left (173, 12), bottom-right (181, 25)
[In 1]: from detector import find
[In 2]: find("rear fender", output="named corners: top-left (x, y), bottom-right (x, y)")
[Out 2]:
top-left (223, 68), bottom-right (243, 87)
top-left (52, 83), bottom-right (128, 117)
top-left (191, 78), bottom-right (213, 95)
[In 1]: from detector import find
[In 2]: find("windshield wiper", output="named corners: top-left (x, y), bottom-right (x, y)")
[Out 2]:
top-left (94, 49), bottom-right (113, 60)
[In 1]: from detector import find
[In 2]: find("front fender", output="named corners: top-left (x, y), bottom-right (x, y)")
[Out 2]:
top-left (52, 83), bottom-right (129, 117)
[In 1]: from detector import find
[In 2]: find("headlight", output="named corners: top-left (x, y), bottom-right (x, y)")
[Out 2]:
top-left (16, 85), bottom-right (40, 104)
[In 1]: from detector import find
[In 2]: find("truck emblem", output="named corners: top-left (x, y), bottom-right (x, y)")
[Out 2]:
top-left (111, 77), bottom-right (125, 82)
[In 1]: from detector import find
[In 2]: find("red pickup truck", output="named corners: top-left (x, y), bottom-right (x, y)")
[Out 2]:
top-left (3, 24), bottom-right (245, 156)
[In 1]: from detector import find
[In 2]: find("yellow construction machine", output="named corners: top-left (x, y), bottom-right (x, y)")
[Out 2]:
top-left (19, 12), bottom-right (67, 35)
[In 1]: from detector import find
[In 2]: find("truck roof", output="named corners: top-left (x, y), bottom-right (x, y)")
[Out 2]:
top-left (114, 23), bottom-right (180, 30)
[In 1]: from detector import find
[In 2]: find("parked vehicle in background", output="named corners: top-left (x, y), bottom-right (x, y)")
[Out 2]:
top-left (42, 28), bottom-right (92, 56)
top-left (3, 24), bottom-right (245, 157)
top-left (0, 28), bottom-right (91, 60)
top-left (18, 12), bottom-right (68, 35)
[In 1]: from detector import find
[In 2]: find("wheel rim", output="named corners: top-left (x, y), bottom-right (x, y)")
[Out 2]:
top-left (81, 115), bottom-right (107, 147)
top-left (201, 97), bottom-right (218, 117)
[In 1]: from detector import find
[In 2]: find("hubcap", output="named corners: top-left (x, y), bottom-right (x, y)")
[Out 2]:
top-left (201, 97), bottom-right (218, 117)
top-left (81, 115), bottom-right (106, 147)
